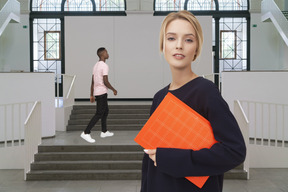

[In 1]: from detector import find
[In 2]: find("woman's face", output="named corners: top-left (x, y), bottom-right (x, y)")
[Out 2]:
top-left (164, 19), bottom-right (198, 70)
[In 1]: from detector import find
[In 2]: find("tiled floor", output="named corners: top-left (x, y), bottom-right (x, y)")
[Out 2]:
top-left (1, 131), bottom-right (288, 192)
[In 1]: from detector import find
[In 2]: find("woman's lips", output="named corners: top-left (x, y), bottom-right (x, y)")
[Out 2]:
top-left (173, 54), bottom-right (185, 60)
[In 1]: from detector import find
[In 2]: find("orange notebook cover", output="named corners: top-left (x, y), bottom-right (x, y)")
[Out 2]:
top-left (134, 92), bottom-right (217, 188)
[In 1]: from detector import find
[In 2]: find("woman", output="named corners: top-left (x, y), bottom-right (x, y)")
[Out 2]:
top-left (141, 10), bottom-right (246, 192)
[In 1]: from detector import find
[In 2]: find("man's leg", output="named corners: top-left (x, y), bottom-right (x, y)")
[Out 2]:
top-left (81, 94), bottom-right (107, 142)
top-left (100, 94), bottom-right (114, 138)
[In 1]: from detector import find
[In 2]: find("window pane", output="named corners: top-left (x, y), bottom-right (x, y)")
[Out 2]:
top-left (187, 0), bottom-right (216, 11)
top-left (32, 0), bottom-right (62, 11)
top-left (95, 0), bottom-right (126, 11)
top-left (64, 0), bottom-right (93, 11)
top-left (218, 0), bottom-right (248, 11)
top-left (44, 31), bottom-right (61, 60)
top-left (219, 17), bottom-right (247, 71)
top-left (154, 0), bottom-right (185, 11)
top-left (33, 18), bottom-right (62, 74)
top-left (220, 31), bottom-right (236, 59)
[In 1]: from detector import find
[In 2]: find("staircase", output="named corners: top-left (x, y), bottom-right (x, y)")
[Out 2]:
top-left (26, 145), bottom-right (143, 180)
top-left (26, 104), bottom-right (248, 181)
top-left (66, 105), bottom-right (150, 131)
top-left (261, 0), bottom-right (288, 46)
top-left (283, 11), bottom-right (288, 20)
top-left (0, 0), bottom-right (20, 37)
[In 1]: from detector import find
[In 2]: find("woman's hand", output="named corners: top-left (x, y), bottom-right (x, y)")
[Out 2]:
top-left (144, 149), bottom-right (157, 166)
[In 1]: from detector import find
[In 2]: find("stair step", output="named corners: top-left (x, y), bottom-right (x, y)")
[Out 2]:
top-left (31, 160), bottom-right (142, 170)
top-left (66, 124), bottom-right (143, 131)
top-left (38, 145), bottom-right (143, 153)
top-left (73, 105), bottom-right (151, 110)
top-left (26, 170), bottom-right (141, 180)
top-left (68, 119), bottom-right (147, 125)
top-left (71, 109), bottom-right (150, 115)
top-left (70, 114), bottom-right (150, 120)
top-left (224, 169), bottom-right (248, 180)
top-left (34, 151), bottom-right (144, 161)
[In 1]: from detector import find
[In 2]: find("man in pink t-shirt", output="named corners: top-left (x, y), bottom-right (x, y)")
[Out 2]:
top-left (81, 47), bottom-right (117, 143)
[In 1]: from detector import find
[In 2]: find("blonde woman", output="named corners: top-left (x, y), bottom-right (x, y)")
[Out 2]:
top-left (141, 11), bottom-right (246, 192)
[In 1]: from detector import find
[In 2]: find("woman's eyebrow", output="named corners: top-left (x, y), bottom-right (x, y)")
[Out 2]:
top-left (166, 32), bottom-right (195, 37)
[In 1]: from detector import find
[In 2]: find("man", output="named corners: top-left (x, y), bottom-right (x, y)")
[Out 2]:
top-left (81, 47), bottom-right (117, 143)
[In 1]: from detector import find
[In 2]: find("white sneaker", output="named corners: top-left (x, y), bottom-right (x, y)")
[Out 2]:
top-left (81, 132), bottom-right (95, 143)
top-left (100, 131), bottom-right (114, 138)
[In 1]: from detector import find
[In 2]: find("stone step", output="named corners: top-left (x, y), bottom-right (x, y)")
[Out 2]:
top-left (71, 109), bottom-right (150, 115)
top-left (31, 160), bottom-right (142, 170)
top-left (68, 119), bottom-right (147, 125)
top-left (38, 145), bottom-right (143, 153)
top-left (34, 151), bottom-right (144, 161)
top-left (70, 113), bottom-right (150, 120)
top-left (66, 124), bottom-right (143, 131)
top-left (26, 170), bottom-right (142, 180)
top-left (73, 105), bottom-right (151, 110)
top-left (224, 169), bottom-right (248, 180)
top-left (282, 11), bottom-right (288, 20)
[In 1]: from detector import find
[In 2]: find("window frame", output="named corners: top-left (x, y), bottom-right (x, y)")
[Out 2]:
top-left (220, 30), bottom-right (237, 60)
top-left (44, 31), bottom-right (61, 61)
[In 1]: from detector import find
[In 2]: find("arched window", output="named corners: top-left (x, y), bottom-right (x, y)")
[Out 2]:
top-left (32, 0), bottom-right (62, 11)
top-left (64, 0), bottom-right (94, 11)
top-left (186, 0), bottom-right (216, 11)
top-left (95, 0), bottom-right (126, 11)
top-left (218, 0), bottom-right (248, 11)
top-left (31, 0), bottom-right (126, 12)
top-left (154, 0), bottom-right (185, 12)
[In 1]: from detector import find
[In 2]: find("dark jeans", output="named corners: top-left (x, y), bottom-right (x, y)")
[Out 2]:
top-left (84, 93), bottom-right (109, 134)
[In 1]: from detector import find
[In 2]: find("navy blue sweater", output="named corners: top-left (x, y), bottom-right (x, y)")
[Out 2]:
top-left (141, 77), bottom-right (246, 192)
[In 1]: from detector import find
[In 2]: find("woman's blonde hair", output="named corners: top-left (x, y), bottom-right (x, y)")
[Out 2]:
top-left (159, 10), bottom-right (203, 61)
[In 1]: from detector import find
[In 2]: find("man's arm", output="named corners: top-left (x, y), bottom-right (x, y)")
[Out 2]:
top-left (103, 75), bottom-right (117, 95)
top-left (90, 75), bottom-right (95, 103)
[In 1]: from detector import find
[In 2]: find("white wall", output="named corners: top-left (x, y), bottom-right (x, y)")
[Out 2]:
top-left (0, 14), bottom-right (30, 72)
top-left (222, 71), bottom-right (288, 109)
top-left (0, 72), bottom-right (56, 138)
top-left (65, 13), bottom-right (212, 99)
top-left (250, 13), bottom-right (288, 70)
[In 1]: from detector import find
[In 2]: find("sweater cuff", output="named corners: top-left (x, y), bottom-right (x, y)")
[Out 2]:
top-left (157, 148), bottom-right (195, 178)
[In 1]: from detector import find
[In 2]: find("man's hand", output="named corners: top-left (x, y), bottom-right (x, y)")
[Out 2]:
top-left (113, 89), bottom-right (118, 96)
top-left (90, 96), bottom-right (95, 103)
top-left (144, 149), bottom-right (157, 166)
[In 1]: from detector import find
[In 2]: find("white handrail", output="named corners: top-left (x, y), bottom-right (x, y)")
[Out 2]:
top-left (55, 74), bottom-right (76, 108)
top-left (234, 100), bottom-right (249, 179)
top-left (24, 101), bottom-right (41, 180)
top-left (66, 75), bottom-right (76, 99)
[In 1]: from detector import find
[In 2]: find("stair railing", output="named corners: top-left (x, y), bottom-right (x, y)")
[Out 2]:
top-left (0, 0), bottom-right (20, 36)
top-left (24, 101), bottom-right (41, 180)
top-left (262, 0), bottom-right (288, 46)
top-left (0, 102), bottom-right (34, 146)
top-left (234, 100), bottom-right (249, 179)
top-left (55, 74), bottom-right (76, 108)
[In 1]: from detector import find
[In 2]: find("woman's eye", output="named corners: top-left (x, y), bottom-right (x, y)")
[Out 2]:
top-left (186, 39), bottom-right (193, 43)
top-left (167, 37), bottom-right (175, 41)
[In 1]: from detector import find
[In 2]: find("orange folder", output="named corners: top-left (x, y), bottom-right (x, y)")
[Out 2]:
top-left (134, 92), bottom-right (217, 188)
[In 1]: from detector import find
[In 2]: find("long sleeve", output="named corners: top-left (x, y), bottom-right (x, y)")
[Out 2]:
top-left (156, 86), bottom-right (246, 178)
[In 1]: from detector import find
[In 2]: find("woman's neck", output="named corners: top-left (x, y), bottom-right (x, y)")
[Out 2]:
top-left (169, 67), bottom-right (198, 90)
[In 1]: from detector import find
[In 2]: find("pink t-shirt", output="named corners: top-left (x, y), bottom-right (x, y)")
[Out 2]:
top-left (92, 61), bottom-right (109, 96)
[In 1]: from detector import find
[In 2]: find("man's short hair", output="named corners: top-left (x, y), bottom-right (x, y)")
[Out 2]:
top-left (97, 47), bottom-right (106, 57)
